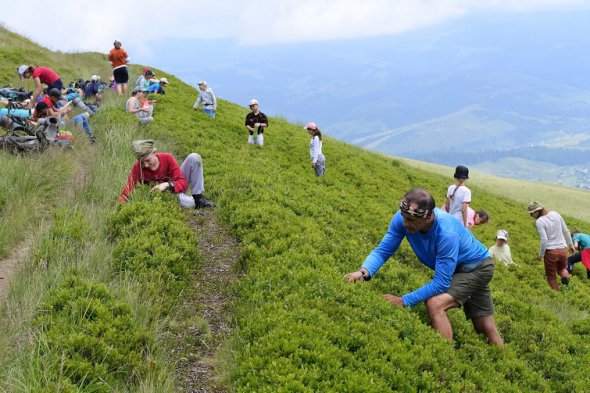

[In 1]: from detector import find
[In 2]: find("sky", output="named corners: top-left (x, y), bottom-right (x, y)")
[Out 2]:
top-left (1, 0), bottom-right (588, 58)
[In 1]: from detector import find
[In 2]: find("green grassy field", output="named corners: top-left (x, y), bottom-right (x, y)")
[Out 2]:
top-left (2, 26), bottom-right (590, 392)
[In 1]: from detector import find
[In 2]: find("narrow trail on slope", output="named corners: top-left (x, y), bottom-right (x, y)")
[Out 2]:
top-left (0, 146), bottom-right (94, 304)
top-left (174, 209), bottom-right (242, 392)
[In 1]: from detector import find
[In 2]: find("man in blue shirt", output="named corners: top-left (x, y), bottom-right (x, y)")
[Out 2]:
top-left (347, 188), bottom-right (503, 347)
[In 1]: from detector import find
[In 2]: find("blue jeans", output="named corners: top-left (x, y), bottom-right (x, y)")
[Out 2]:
top-left (203, 108), bottom-right (216, 118)
top-left (72, 114), bottom-right (94, 138)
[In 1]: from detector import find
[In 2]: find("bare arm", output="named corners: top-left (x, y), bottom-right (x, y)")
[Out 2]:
top-left (461, 202), bottom-right (469, 227)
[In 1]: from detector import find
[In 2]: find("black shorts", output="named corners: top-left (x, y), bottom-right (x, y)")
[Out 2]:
top-left (47, 79), bottom-right (63, 91)
top-left (113, 67), bottom-right (129, 84)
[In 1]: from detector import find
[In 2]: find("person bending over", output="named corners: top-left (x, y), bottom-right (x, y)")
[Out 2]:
top-left (118, 139), bottom-right (214, 209)
top-left (347, 188), bottom-right (503, 347)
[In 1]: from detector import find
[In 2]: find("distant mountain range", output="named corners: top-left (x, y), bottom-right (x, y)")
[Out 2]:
top-left (140, 9), bottom-right (590, 188)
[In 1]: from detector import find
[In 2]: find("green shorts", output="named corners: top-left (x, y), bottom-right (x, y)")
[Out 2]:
top-left (446, 258), bottom-right (495, 320)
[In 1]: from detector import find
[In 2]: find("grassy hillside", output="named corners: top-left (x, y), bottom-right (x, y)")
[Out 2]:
top-left (2, 27), bottom-right (590, 391)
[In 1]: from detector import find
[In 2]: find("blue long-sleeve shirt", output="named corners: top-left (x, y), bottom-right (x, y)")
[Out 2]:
top-left (362, 208), bottom-right (490, 307)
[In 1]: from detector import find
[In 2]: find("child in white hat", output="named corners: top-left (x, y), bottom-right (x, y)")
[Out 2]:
top-left (489, 230), bottom-right (516, 266)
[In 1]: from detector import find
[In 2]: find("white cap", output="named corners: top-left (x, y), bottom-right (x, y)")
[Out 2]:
top-left (198, 80), bottom-right (207, 86)
top-left (249, 99), bottom-right (259, 106)
top-left (496, 230), bottom-right (509, 241)
top-left (18, 65), bottom-right (28, 77)
top-left (160, 77), bottom-right (169, 85)
top-left (91, 75), bottom-right (99, 81)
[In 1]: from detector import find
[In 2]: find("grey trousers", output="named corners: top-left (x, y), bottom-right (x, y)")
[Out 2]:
top-left (178, 153), bottom-right (205, 208)
top-left (314, 155), bottom-right (326, 177)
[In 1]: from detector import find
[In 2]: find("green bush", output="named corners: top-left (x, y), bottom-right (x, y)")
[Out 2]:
top-left (34, 275), bottom-right (153, 392)
top-left (110, 189), bottom-right (200, 310)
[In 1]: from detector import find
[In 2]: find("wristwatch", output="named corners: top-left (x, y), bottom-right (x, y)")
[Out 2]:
top-left (168, 181), bottom-right (175, 190)
top-left (360, 268), bottom-right (371, 281)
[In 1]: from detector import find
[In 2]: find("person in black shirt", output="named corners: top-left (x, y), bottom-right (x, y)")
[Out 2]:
top-left (244, 98), bottom-right (268, 145)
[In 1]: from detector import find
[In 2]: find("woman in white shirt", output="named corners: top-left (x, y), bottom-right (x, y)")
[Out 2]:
top-left (528, 201), bottom-right (575, 291)
top-left (304, 122), bottom-right (325, 177)
top-left (444, 165), bottom-right (471, 227)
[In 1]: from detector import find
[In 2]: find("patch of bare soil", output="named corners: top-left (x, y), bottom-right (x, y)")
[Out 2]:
top-left (173, 209), bottom-right (242, 392)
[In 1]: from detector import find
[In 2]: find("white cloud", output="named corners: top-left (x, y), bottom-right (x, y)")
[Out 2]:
top-left (1, 0), bottom-right (587, 53)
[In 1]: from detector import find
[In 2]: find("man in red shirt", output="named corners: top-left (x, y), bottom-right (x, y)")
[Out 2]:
top-left (118, 139), bottom-right (214, 208)
top-left (108, 39), bottom-right (130, 96)
top-left (18, 65), bottom-right (63, 109)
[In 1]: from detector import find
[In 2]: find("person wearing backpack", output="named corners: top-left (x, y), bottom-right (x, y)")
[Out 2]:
top-left (304, 122), bottom-right (325, 176)
top-left (444, 165), bottom-right (471, 227)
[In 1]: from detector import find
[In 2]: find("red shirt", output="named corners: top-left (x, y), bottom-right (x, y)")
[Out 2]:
top-left (118, 153), bottom-right (188, 203)
top-left (108, 48), bottom-right (129, 68)
top-left (34, 96), bottom-right (55, 121)
top-left (32, 67), bottom-right (60, 85)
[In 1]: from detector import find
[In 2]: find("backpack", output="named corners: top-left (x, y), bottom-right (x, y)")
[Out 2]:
top-left (0, 116), bottom-right (71, 153)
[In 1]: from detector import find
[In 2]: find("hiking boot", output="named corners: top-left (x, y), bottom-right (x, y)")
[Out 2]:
top-left (561, 275), bottom-right (570, 285)
top-left (587, 270), bottom-right (590, 279)
top-left (90, 136), bottom-right (96, 144)
top-left (193, 194), bottom-right (215, 209)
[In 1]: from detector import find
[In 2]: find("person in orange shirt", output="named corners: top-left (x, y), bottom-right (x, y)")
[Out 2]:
top-left (108, 39), bottom-right (130, 96)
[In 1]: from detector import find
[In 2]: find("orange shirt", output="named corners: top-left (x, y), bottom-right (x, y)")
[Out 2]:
top-left (108, 48), bottom-right (128, 68)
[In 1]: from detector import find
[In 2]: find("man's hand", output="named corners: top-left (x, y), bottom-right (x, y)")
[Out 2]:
top-left (311, 162), bottom-right (316, 168)
top-left (346, 271), bottom-right (364, 283)
top-left (150, 182), bottom-right (169, 193)
top-left (536, 255), bottom-right (543, 261)
top-left (383, 294), bottom-right (404, 307)
top-left (254, 123), bottom-right (260, 128)
top-left (570, 245), bottom-right (577, 254)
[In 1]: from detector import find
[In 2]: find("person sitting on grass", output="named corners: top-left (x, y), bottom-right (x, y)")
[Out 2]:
top-left (126, 87), bottom-right (154, 125)
top-left (38, 89), bottom-right (95, 143)
top-left (118, 139), bottom-right (215, 209)
top-left (488, 230), bottom-right (516, 266)
top-left (567, 229), bottom-right (590, 279)
top-left (346, 188), bottom-right (504, 347)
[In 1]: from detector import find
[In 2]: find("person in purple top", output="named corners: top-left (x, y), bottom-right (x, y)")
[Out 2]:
top-left (346, 188), bottom-right (503, 347)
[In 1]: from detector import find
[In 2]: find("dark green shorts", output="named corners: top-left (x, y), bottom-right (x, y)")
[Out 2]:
top-left (446, 259), bottom-right (495, 320)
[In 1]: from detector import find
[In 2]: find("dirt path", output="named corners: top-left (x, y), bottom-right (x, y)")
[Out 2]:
top-left (0, 237), bottom-right (36, 302)
top-left (173, 209), bottom-right (242, 392)
top-left (0, 147), bottom-right (93, 304)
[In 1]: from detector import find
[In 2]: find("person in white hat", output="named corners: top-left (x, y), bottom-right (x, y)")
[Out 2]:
top-left (108, 39), bottom-right (130, 96)
top-left (303, 122), bottom-right (325, 176)
top-left (488, 230), bottom-right (515, 266)
top-left (244, 99), bottom-right (268, 145)
top-left (146, 77), bottom-right (169, 95)
top-left (84, 75), bottom-right (103, 105)
top-left (193, 81), bottom-right (217, 118)
top-left (18, 65), bottom-right (63, 109)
